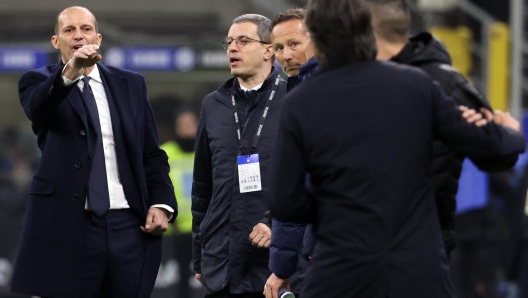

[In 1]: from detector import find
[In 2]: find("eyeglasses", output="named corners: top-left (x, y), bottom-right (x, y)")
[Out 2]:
top-left (221, 36), bottom-right (270, 50)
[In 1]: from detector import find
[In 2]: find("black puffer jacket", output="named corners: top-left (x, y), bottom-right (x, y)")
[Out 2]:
top-left (191, 68), bottom-right (287, 295)
top-left (391, 32), bottom-right (518, 255)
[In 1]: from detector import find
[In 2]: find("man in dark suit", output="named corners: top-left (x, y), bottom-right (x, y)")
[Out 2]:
top-left (269, 0), bottom-right (525, 297)
top-left (10, 6), bottom-right (177, 298)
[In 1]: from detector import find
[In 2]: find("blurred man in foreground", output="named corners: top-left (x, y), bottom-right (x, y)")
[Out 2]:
top-left (268, 0), bottom-right (525, 297)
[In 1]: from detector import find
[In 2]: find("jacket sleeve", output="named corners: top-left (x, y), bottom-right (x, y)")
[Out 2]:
top-left (140, 77), bottom-right (177, 216)
top-left (269, 219), bottom-right (306, 279)
top-left (446, 74), bottom-right (520, 172)
top-left (269, 102), bottom-right (316, 223)
top-left (191, 105), bottom-right (213, 274)
top-left (19, 64), bottom-right (77, 129)
top-left (432, 82), bottom-right (526, 160)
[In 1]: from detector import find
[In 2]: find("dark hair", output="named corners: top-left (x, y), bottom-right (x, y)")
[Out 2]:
top-left (233, 14), bottom-right (272, 44)
top-left (55, 6), bottom-right (99, 35)
top-left (364, 0), bottom-right (410, 43)
top-left (305, 0), bottom-right (377, 69)
top-left (270, 8), bottom-right (306, 33)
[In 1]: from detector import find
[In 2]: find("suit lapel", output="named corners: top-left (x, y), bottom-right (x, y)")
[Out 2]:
top-left (55, 59), bottom-right (91, 132)
top-left (67, 85), bottom-right (91, 132)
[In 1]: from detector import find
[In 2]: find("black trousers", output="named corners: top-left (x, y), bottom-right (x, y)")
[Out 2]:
top-left (174, 233), bottom-right (193, 297)
top-left (79, 209), bottom-right (149, 298)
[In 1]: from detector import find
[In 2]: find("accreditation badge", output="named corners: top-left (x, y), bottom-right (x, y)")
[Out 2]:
top-left (237, 154), bottom-right (262, 193)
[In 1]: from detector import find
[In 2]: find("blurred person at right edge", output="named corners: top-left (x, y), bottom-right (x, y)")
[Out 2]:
top-left (264, 8), bottom-right (316, 298)
top-left (365, 0), bottom-right (521, 260)
top-left (268, 0), bottom-right (525, 297)
top-left (489, 152), bottom-right (528, 298)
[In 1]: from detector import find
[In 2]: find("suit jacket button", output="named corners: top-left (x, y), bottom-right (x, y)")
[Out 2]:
top-left (80, 130), bottom-right (86, 136)
top-left (74, 161), bottom-right (81, 169)
top-left (71, 194), bottom-right (78, 200)
top-left (48, 86), bottom-right (54, 93)
top-left (87, 155), bottom-right (92, 160)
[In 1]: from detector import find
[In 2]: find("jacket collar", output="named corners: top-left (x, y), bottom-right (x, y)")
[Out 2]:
top-left (217, 66), bottom-right (280, 95)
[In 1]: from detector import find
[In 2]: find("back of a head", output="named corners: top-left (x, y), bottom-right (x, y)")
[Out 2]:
top-left (305, 0), bottom-right (376, 69)
top-left (364, 0), bottom-right (410, 43)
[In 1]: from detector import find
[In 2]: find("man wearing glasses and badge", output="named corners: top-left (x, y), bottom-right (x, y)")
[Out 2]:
top-left (191, 14), bottom-right (287, 298)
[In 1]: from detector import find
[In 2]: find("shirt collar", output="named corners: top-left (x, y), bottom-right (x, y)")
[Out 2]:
top-left (82, 64), bottom-right (102, 83)
top-left (239, 82), bottom-right (263, 92)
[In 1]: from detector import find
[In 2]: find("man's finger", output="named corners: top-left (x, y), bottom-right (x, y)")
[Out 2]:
top-left (467, 113), bottom-right (483, 123)
top-left (149, 210), bottom-right (169, 234)
top-left (479, 108), bottom-right (493, 121)
top-left (144, 211), bottom-right (154, 230)
top-left (475, 119), bottom-right (488, 127)
top-left (257, 236), bottom-right (270, 248)
top-left (249, 229), bottom-right (258, 241)
top-left (462, 109), bottom-right (476, 118)
top-left (271, 283), bottom-right (279, 298)
top-left (252, 234), bottom-right (264, 246)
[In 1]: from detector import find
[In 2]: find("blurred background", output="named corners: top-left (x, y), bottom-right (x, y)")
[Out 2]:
top-left (0, 0), bottom-right (527, 297)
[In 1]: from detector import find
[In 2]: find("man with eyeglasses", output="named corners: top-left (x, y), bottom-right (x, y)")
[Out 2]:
top-left (191, 14), bottom-right (287, 298)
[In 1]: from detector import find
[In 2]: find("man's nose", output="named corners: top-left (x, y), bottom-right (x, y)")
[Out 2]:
top-left (283, 47), bottom-right (294, 60)
top-left (228, 41), bottom-right (238, 51)
top-left (74, 29), bottom-right (83, 39)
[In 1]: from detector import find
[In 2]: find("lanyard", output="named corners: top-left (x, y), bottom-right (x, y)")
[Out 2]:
top-left (231, 75), bottom-right (280, 153)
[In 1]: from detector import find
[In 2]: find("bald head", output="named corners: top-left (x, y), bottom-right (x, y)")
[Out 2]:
top-left (51, 6), bottom-right (102, 64)
top-left (55, 6), bottom-right (98, 35)
top-left (364, 0), bottom-right (410, 44)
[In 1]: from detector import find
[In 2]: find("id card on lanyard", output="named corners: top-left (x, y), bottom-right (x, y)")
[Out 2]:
top-left (237, 154), bottom-right (262, 193)
top-left (232, 75), bottom-right (280, 193)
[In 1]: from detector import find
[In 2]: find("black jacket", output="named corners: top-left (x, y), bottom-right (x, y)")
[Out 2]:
top-left (391, 32), bottom-right (518, 254)
top-left (191, 67), bottom-right (287, 295)
top-left (269, 60), bottom-right (525, 298)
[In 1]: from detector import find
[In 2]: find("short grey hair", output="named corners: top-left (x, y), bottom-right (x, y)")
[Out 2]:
top-left (233, 14), bottom-right (272, 44)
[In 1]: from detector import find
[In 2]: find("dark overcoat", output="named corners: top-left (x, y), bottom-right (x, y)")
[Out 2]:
top-left (11, 63), bottom-right (176, 298)
top-left (269, 60), bottom-right (526, 298)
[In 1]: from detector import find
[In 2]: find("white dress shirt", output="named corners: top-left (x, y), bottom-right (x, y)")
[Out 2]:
top-left (62, 64), bottom-right (173, 216)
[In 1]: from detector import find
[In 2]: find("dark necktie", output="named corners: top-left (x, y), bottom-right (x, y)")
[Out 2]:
top-left (245, 90), bottom-right (257, 99)
top-left (82, 76), bottom-right (110, 216)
